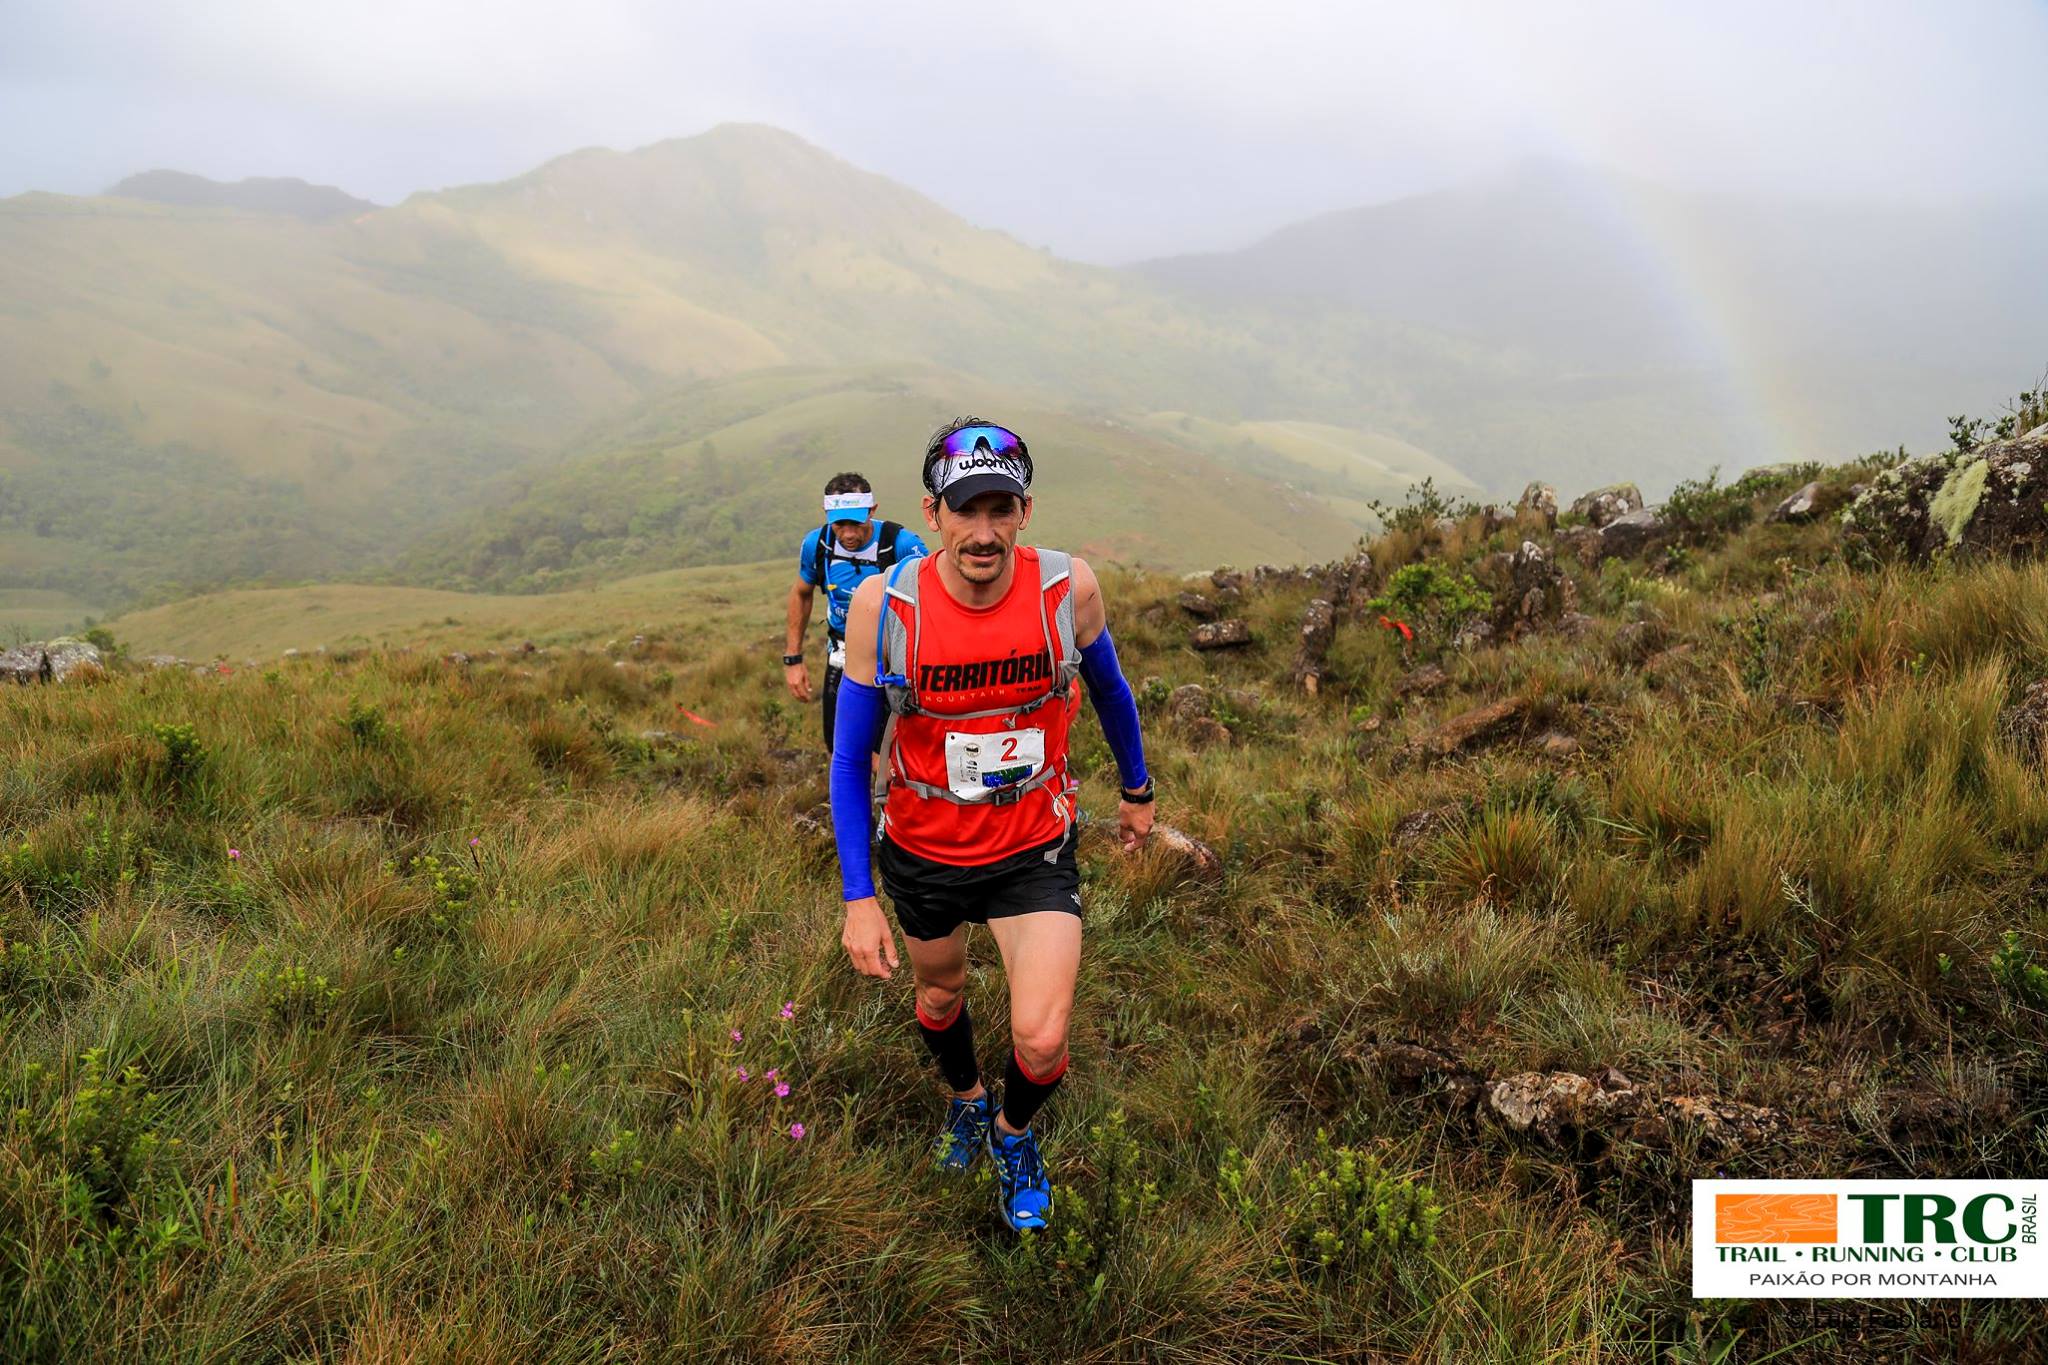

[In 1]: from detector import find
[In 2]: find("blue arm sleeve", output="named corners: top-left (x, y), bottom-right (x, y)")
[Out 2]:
top-left (829, 676), bottom-right (888, 900)
top-left (1078, 627), bottom-right (1149, 792)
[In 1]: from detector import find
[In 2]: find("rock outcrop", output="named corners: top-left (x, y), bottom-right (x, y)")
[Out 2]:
top-left (0, 637), bottom-right (105, 684)
top-left (1596, 508), bottom-right (1669, 560)
top-left (1517, 481), bottom-right (1559, 530)
top-left (1489, 540), bottom-right (1578, 638)
top-left (1290, 598), bottom-right (1336, 694)
top-left (1192, 619), bottom-right (1253, 650)
top-left (1842, 429), bottom-right (2048, 561)
top-left (1568, 483), bottom-right (1645, 529)
top-left (1767, 481), bottom-right (1822, 523)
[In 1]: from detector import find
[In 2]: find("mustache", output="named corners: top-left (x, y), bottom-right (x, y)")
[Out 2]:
top-left (958, 542), bottom-right (1007, 558)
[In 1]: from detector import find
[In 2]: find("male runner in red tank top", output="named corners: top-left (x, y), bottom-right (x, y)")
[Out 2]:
top-left (827, 417), bottom-right (1156, 1231)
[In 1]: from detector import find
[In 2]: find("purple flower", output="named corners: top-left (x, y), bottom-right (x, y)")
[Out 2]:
top-left (730, 1029), bottom-right (742, 1043)
top-left (227, 848), bottom-right (241, 861)
top-left (735, 1066), bottom-right (750, 1082)
top-left (779, 1001), bottom-right (796, 1020)
top-left (764, 1069), bottom-right (778, 1082)
top-left (774, 1082), bottom-right (790, 1098)
top-left (789, 1123), bottom-right (806, 1141)
top-left (469, 837), bottom-right (481, 848)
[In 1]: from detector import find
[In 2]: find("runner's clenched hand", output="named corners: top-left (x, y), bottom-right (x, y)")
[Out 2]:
top-left (1117, 797), bottom-right (1154, 853)
top-left (841, 896), bottom-right (899, 978)
top-left (784, 660), bottom-right (813, 702)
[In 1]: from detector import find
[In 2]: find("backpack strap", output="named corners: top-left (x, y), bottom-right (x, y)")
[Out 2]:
top-left (875, 520), bottom-right (903, 572)
top-left (811, 524), bottom-right (830, 599)
top-left (872, 556), bottom-right (923, 820)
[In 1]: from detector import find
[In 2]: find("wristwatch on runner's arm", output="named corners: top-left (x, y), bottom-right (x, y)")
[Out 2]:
top-left (1120, 778), bottom-right (1156, 805)
top-left (782, 653), bottom-right (804, 666)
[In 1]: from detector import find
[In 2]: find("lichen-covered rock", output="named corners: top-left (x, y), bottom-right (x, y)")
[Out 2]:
top-left (1291, 598), bottom-right (1336, 694)
top-left (1401, 696), bottom-right (1528, 763)
top-left (1767, 480), bottom-right (1822, 523)
top-left (1568, 482), bottom-right (1645, 528)
top-left (1517, 481), bottom-right (1558, 528)
top-left (1166, 683), bottom-right (1211, 722)
top-left (1490, 539), bottom-right (1578, 638)
top-left (1177, 591), bottom-right (1220, 619)
top-left (0, 638), bottom-right (105, 684)
top-left (1842, 430), bottom-right (2048, 561)
top-left (1191, 619), bottom-right (1252, 650)
top-left (1596, 508), bottom-right (1668, 560)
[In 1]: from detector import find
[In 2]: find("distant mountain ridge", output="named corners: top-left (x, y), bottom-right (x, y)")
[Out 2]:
top-left (1, 125), bottom-right (2037, 633)
top-left (1, 125), bottom-right (1469, 620)
top-left (107, 169), bottom-right (376, 221)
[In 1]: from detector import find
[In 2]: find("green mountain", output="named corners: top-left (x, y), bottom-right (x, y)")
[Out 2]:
top-left (0, 124), bottom-right (1470, 625)
top-left (398, 366), bottom-right (1466, 593)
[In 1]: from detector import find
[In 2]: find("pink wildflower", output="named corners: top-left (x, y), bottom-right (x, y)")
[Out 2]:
top-left (227, 849), bottom-right (241, 861)
top-left (735, 1066), bottom-right (750, 1082)
top-left (789, 1123), bottom-right (806, 1141)
top-left (779, 1001), bottom-right (796, 1020)
top-left (730, 1029), bottom-right (742, 1043)
top-left (774, 1083), bottom-right (790, 1099)
top-left (764, 1069), bottom-right (778, 1082)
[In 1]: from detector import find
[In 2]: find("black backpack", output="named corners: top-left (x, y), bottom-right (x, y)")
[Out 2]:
top-left (814, 520), bottom-right (905, 627)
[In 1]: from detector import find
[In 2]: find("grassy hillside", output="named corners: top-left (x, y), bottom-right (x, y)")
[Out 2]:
top-left (6, 454), bottom-right (2046, 1359)
top-left (0, 125), bottom-right (1470, 617)
top-left (398, 367), bottom-right (1443, 592)
top-left (102, 562), bottom-right (789, 661)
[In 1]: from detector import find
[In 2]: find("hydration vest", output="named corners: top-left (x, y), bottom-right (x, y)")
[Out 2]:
top-left (815, 520), bottom-right (905, 636)
top-left (871, 548), bottom-right (1082, 858)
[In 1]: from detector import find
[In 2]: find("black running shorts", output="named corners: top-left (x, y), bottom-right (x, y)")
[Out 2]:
top-left (877, 827), bottom-right (1082, 941)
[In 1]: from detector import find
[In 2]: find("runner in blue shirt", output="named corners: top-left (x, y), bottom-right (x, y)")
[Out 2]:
top-left (784, 472), bottom-right (928, 748)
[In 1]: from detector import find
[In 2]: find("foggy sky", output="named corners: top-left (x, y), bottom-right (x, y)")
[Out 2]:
top-left (4, 0), bottom-right (2044, 262)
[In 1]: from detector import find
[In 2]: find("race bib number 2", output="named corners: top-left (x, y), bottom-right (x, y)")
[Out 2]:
top-left (943, 728), bottom-right (1045, 801)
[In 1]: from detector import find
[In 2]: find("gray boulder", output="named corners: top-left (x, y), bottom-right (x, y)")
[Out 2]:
top-left (1517, 481), bottom-right (1558, 529)
top-left (0, 637), bottom-right (105, 684)
top-left (1568, 483), bottom-right (1645, 528)
top-left (1597, 508), bottom-right (1669, 560)
top-left (1842, 429), bottom-right (2048, 561)
top-left (1192, 619), bottom-right (1253, 650)
top-left (1767, 481), bottom-right (1823, 523)
top-left (1490, 539), bottom-right (1578, 638)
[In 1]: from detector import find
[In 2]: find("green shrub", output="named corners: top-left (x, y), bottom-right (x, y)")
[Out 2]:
top-left (1991, 931), bottom-right (2048, 1010)
top-left (252, 962), bottom-right (341, 1030)
top-left (1365, 477), bottom-right (1482, 536)
top-left (150, 721), bottom-right (205, 779)
top-left (341, 696), bottom-right (389, 745)
top-left (1027, 1107), bottom-right (1161, 1302)
top-left (1367, 562), bottom-right (1492, 642)
top-left (1279, 1130), bottom-right (1440, 1277)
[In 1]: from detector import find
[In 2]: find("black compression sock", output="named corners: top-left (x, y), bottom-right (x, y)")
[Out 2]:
top-left (915, 997), bottom-right (981, 1094)
top-left (1001, 1048), bottom-right (1068, 1132)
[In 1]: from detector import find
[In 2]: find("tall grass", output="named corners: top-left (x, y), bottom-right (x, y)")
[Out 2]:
top-left (6, 502), bottom-right (2048, 1360)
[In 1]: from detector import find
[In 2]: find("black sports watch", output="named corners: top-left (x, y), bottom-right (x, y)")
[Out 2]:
top-left (1120, 778), bottom-right (1156, 805)
top-left (781, 652), bottom-right (805, 666)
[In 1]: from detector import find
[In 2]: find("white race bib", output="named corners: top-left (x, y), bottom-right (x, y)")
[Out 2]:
top-left (943, 728), bottom-right (1045, 802)
top-left (827, 639), bottom-right (848, 671)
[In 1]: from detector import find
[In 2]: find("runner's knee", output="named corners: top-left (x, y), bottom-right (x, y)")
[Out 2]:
top-left (915, 978), bottom-right (964, 1022)
top-left (1011, 1018), bottom-right (1069, 1074)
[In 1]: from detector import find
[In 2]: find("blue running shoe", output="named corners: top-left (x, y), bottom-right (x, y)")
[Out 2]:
top-left (936, 1093), bottom-right (993, 1172)
top-left (987, 1124), bottom-right (1053, 1231)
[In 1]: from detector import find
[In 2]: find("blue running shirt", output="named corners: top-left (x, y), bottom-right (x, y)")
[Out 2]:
top-left (799, 523), bottom-right (928, 635)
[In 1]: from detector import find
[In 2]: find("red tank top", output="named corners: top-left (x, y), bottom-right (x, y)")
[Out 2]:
top-left (881, 547), bottom-right (1079, 866)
